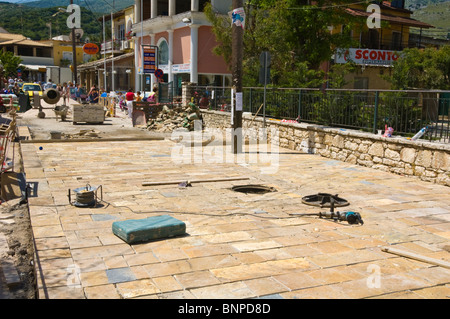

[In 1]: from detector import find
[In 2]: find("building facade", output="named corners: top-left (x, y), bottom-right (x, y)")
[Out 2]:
top-left (331, 1), bottom-right (434, 90)
top-left (78, 6), bottom-right (136, 92)
top-left (133, 0), bottom-right (232, 94)
top-left (0, 31), bottom-right (53, 83)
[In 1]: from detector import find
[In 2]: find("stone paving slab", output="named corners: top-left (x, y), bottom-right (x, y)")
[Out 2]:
top-left (19, 136), bottom-right (450, 299)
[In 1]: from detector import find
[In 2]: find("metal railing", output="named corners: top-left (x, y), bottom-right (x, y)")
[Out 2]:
top-left (188, 86), bottom-right (450, 143)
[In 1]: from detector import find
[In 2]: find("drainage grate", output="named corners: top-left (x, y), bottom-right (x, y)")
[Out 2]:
top-left (301, 193), bottom-right (349, 207)
top-left (231, 185), bottom-right (277, 194)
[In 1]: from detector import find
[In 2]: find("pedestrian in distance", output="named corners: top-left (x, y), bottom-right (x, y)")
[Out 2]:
top-left (136, 91), bottom-right (142, 102)
top-left (61, 82), bottom-right (69, 106)
top-left (88, 85), bottom-right (99, 104)
top-left (117, 91), bottom-right (125, 111)
top-left (148, 87), bottom-right (157, 103)
top-left (125, 88), bottom-right (135, 119)
top-left (44, 79), bottom-right (54, 90)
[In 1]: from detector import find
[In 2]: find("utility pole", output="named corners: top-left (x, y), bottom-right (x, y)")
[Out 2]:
top-left (232, 0), bottom-right (243, 154)
top-left (71, 0), bottom-right (77, 85)
top-left (111, 0), bottom-right (115, 93)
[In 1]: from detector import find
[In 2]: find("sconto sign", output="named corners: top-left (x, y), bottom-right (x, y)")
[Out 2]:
top-left (83, 43), bottom-right (99, 55)
top-left (335, 48), bottom-right (402, 66)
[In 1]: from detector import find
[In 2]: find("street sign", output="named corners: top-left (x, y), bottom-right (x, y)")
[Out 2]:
top-left (143, 46), bottom-right (157, 74)
top-left (259, 51), bottom-right (271, 67)
top-left (154, 69), bottom-right (164, 79)
top-left (259, 67), bottom-right (270, 85)
top-left (259, 51), bottom-right (271, 85)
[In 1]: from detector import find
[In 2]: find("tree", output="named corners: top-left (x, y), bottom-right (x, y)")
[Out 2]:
top-left (0, 50), bottom-right (23, 78)
top-left (205, 0), bottom-right (359, 88)
top-left (386, 45), bottom-right (450, 90)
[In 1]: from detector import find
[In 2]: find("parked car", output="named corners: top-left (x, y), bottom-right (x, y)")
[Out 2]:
top-left (21, 83), bottom-right (43, 97)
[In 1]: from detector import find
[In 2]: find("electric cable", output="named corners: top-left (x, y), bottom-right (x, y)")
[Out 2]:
top-left (99, 198), bottom-right (299, 220)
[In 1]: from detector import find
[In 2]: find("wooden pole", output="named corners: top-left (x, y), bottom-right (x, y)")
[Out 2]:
top-left (232, 0), bottom-right (243, 154)
top-left (382, 246), bottom-right (450, 269)
top-left (142, 177), bottom-right (249, 186)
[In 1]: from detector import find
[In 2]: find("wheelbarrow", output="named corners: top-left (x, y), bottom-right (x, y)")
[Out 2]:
top-left (54, 105), bottom-right (69, 121)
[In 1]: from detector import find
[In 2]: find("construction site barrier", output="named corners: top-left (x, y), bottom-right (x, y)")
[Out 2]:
top-left (99, 97), bottom-right (116, 117)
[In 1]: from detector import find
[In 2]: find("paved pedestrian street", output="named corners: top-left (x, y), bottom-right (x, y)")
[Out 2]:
top-left (19, 126), bottom-right (450, 299)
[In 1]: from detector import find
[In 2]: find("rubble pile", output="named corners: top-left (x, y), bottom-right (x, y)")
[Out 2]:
top-left (146, 103), bottom-right (204, 133)
top-left (62, 129), bottom-right (102, 139)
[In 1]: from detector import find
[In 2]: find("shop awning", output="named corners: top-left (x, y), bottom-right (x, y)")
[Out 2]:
top-left (22, 64), bottom-right (48, 72)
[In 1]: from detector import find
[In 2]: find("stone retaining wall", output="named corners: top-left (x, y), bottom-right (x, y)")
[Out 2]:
top-left (200, 110), bottom-right (450, 186)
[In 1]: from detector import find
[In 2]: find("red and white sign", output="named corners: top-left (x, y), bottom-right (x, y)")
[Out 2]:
top-left (335, 48), bottom-right (401, 66)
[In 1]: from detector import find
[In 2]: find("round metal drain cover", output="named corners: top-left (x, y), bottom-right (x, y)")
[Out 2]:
top-left (232, 185), bottom-right (277, 194)
top-left (301, 193), bottom-right (349, 207)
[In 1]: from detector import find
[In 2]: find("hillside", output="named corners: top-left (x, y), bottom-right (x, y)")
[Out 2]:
top-left (410, 0), bottom-right (450, 39)
top-left (0, 2), bottom-right (104, 41)
top-left (24, 0), bottom-right (134, 14)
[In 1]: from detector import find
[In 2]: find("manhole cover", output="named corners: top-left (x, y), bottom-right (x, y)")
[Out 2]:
top-left (301, 193), bottom-right (349, 207)
top-left (231, 185), bottom-right (277, 194)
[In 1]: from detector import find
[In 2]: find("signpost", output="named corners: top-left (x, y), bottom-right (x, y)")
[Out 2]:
top-left (142, 45), bottom-right (157, 74)
top-left (231, 0), bottom-right (244, 154)
top-left (141, 45), bottom-right (158, 91)
top-left (259, 51), bottom-right (271, 128)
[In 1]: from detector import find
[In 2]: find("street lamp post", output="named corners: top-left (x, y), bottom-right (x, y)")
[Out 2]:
top-left (71, 0), bottom-right (77, 85)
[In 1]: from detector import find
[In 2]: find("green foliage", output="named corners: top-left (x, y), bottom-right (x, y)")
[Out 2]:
top-left (205, 0), bottom-right (359, 88)
top-left (0, 50), bottom-right (23, 78)
top-left (0, 3), bottom-right (103, 42)
top-left (385, 45), bottom-right (450, 89)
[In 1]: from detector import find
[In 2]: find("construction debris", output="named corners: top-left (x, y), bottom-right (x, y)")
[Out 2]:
top-left (146, 103), bottom-right (203, 133)
top-left (62, 129), bottom-right (102, 139)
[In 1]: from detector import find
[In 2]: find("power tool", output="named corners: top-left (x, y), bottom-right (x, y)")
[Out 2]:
top-left (291, 197), bottom-right (364, 225)
top-left (316, 210), bottom-right (364, 225)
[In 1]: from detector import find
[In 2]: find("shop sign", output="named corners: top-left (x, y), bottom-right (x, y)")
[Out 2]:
top-left (335, 48), bottom-right (402, 66)
top-left (83, 43), bottom-right (99, 55)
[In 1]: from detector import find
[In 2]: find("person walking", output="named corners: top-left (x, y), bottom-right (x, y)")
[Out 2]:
top-left (44, 79), bottom-right (54, 90)
top-left (125, 88), bottom-right (135, 119)
top-left (61, 82), bottom-right (69, 106)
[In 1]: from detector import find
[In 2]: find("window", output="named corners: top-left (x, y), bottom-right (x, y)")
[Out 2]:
top-left (118, 24), bottom-right (125, 41)
top-left (391, 32), bottom-right (402, 51)
top-left (158, 39), bottom-right (169, 65)
top-left (62, 51), bottom-right (73, 63)
top-left (354, 77), bottom-right (368, 90)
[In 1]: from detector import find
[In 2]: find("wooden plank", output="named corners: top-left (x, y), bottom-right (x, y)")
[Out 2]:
top-left (382, 246), bottom-right (450, 269)
top-left (142, 177), bottom-right (250, 186)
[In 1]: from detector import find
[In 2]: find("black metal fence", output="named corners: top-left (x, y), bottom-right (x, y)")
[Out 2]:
top-left (189, 86), bottom-right (450, 143)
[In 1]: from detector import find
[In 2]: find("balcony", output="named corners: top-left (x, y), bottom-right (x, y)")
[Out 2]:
top-left (101, 39), bottom-right (130, 54)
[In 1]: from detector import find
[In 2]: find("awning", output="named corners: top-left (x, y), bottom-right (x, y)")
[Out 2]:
top-left (22, 64), bottom-right (48, 72)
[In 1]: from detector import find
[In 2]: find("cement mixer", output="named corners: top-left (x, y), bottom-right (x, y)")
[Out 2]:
top-left (34, 88), bottom-right (61, 118)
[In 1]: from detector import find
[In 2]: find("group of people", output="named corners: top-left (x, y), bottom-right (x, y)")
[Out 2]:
top-left (2, 77), bottom-right (23, 94)
top-left (51, 80), bottom-right (86, 106)
top-left (116, 87), bottom-right (158, 118)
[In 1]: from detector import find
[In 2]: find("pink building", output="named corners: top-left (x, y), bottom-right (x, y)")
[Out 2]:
top-left (133, 0), bottom-right (232, 94)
